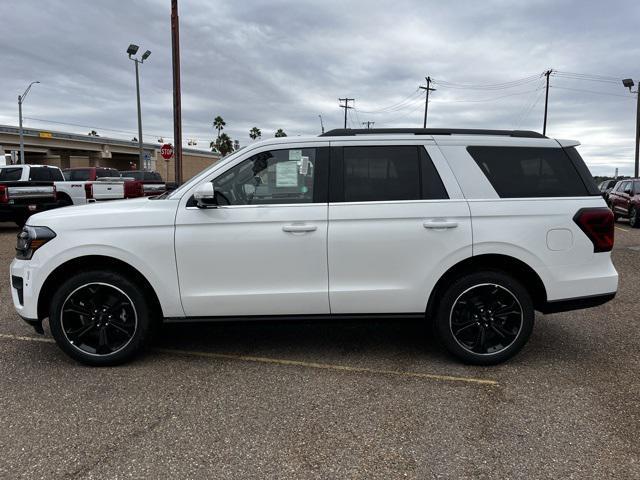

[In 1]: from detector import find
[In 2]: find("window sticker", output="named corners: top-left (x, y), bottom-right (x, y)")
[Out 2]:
top-left (299, 156), bottom-right (309, 175)
top-left (276, 161), bottom-right (299, 187)
top-left (289, 149), bottom-right (302, 161)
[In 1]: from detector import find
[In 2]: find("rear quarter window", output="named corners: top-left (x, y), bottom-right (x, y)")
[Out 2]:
top-left (467, 146), bottom-right (593, 198)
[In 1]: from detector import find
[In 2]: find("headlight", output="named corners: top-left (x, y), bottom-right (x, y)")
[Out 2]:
top-left (15, 226), bottom-right (56, 260)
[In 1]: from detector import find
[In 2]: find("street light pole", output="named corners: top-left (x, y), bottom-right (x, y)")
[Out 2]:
top-left (134, 59), bottom-right (143, 169)
top-left (127, 44), bottom-right (151, 170)
top-left (622, 78), bottom-right (640, 178)
top-left (18, 81), bottom-right (39, 165)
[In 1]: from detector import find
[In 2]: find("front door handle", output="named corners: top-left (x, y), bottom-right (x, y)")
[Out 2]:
top-left (282, 224), bottom-right (318, 233)
top-left (423, 220), bottom-right (458, 230)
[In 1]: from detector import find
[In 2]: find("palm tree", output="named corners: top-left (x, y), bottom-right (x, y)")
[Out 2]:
top-left (213, 116), bottom-right (226, 139)
top-left (274, 129), bottom-right (287, 138)
top-left (249, 127), bottom-right (262, 141)
top-left (215, 133), bottom-right (234, 156)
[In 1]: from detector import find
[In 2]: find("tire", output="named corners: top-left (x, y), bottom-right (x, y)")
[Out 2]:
top-left (434, 271), bottom-right (534, 365)
top-left (629, 207), bottom-right (639, 228)
top-left (57, 194), bottom-right (73, 208)
top-left (49, 270), bottom-right (152, 366)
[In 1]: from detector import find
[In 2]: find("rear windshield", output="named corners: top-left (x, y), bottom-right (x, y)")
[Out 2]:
top-left (64, 169), bottom-right (91, 181)
top-left (0, 167), bottom-right (23, 181)
top-left (467, 146), bottom-right (594, 198)
top-left (121, 171), bottom-right (144, 180)
top-left (96, 168), bottom-right (120, 178)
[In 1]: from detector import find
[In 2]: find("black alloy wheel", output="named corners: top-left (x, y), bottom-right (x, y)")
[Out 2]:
top-left (449, 284), bottom-right (523, 355)
top-left (49, 270), bottom-right (152, 366)
top-left (60, 283), bottom-right (137, 356)
top-left (435, 271), bottom-right (534, 365)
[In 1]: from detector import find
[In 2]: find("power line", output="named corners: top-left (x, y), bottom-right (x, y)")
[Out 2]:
top-left (431, 74), bottom-right (542, 90)
top-left (23, 116), bottom-right (172, 140)
top-left (356, 89), bottom-right (422, 113)
top-left (550, 85), bottom-right (636, 99)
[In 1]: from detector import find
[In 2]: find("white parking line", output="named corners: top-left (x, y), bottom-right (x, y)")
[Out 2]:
top-left (0, 332), bottom-right (499, 387)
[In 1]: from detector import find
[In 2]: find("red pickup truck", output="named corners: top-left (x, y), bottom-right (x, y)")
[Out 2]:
top-left (62, 167), bottom-right (145, 200)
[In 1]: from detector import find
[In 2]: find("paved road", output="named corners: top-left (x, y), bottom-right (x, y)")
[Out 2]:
top-left (0, 221), bottom-right (639, 479)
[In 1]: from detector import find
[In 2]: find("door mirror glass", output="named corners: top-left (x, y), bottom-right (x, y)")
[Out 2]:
top-left (194, 182), bottom-right (217, 208)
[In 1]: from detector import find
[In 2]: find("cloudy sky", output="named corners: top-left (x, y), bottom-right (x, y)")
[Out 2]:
top-left (1, 0), bottom-right (638, 175)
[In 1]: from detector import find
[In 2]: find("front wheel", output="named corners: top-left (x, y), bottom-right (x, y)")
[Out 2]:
top-left (629, 207), bottom-right (639, 228)
top-left (49, 270), bottom-right (152, 366)
top-left (434, 271), bottom-right (534, 365)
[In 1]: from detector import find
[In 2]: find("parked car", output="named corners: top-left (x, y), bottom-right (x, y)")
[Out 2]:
top-left (2, 164), bottom-right (89, 207)
top-left (119, 170), bottom-right (167, 196)
top-left (608, 178), bottom-right (640, 227)
top-left (10, 128), bottom-right (617, 366)
top-left (598, 179), bottom-right (618, 201)
top-left (0, 165), bottom-right (58, 226)
top-left (63, 167), bottom-right (144, 200)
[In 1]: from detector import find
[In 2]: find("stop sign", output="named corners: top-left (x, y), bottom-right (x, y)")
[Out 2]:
top-left (161, 143), bottom-right (174, 160)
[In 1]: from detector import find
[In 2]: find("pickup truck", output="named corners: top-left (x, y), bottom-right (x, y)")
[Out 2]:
top-left (119, 170), bottom-right (167, 196)
top-left (0, 165), bottom-right (58, 226)
top-left (63, 167), bottom-right (144, 200)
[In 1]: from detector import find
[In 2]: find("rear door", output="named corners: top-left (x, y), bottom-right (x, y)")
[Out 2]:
top-left (327, 142), bottom-right (472, 314)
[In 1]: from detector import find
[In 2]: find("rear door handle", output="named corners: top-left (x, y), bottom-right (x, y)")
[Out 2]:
top-left (423, 220), bottom-right (458, 230)
top-left (282, 224), bottom-right (318, 233)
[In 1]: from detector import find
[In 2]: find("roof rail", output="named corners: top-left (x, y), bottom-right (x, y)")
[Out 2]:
top-left (319, 128), bottom-right (546, 139)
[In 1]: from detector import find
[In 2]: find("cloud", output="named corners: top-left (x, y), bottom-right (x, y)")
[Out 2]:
top-left (0, 0), bottom-right (638, 175)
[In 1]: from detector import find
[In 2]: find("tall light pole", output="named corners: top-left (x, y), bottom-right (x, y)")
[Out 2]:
top-left (18, 81), bottom-right (40, 164)
top-left (622, 78), bottom-right (640, 178)
top-left (127, 44), bottom-right (151, 170)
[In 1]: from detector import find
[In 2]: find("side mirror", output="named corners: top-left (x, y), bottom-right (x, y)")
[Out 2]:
top-left (194, 182), bottom-right (217, 208)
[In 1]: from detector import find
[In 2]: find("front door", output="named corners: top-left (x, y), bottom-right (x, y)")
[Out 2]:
top-left (175, 145), bottom-right (330, 317)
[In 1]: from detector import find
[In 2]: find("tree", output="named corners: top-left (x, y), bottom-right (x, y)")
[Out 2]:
top-left (213, 116), bottom-right (226, 139)
top-left (88, 130), bottom-right (99, 137)
top-left (131, 137), bottom-right (138, 142)
top-left (214, 133), bottom-right (234, 156)
top-left (249, 127), bottom-right (262, 141)
top-left (274, 129), bottom-right (287, 138)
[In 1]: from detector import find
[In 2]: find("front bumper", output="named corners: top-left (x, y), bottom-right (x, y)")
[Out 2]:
top-left (10, 259), bottom-right (40, 321)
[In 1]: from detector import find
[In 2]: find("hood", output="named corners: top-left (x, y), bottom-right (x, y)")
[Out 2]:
top-left (27, 197), bottom-right (178, 231)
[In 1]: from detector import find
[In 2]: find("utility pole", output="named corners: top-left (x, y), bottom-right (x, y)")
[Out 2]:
top-left (18, 81), bottom-right (39, 164)
top-left (318, 114), bottom-right (325, 134)
top-left (338, 98), bottom-right (354, 129)
top-left (419, 77), bottom-right (436, 128)
top-left (171, 0), bottom-right (183, 184)
top-left (362, 121), bottom-right (375, 129)
top-left (543, 69), bottom-right (553, 136)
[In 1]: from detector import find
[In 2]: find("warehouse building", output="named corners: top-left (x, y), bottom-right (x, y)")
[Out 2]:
top-left (0, 124), bottom-right (220, 182)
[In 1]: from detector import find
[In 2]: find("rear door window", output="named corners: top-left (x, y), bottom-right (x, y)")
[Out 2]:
top-left (467, 146), bottom-right (591, 198)
top-left (338, 146), bottom-right (447, 202)
top-left (29, 168), bottom-right (52, 181)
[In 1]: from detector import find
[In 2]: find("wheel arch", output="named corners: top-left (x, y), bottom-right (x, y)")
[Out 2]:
top-left (426, 254), bottom-right (547, 319)
top-left (37, 255), bottom-right (163, 321)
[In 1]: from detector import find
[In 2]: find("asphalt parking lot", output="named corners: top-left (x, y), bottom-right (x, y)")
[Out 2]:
top-left (1, 222), bottom-right (639, 479)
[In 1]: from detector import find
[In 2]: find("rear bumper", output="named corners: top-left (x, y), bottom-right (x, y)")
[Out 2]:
top-left (0, 201), bottom-right (59, 220)
top-left (538, 292), bottom-right (616, 314)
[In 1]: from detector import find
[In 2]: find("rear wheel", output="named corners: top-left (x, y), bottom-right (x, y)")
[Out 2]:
top-left (629, 207), bottom-right (639, 228)
top-left (49, 270), bottom-right (152, 366)
top-left (434, 271), bottom-right (534, 365)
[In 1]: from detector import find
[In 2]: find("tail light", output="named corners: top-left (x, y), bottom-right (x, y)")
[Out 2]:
top-left (573, 208), bottom-right (614, 253)
top-left (0, 185), bottom-right (8, 203)
top-left (84, 183), bottom-right (94, 200)
top-left (124, 180), bottom-right (144, 198)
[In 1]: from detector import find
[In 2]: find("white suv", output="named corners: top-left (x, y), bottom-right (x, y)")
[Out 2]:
top-left (10, 129), bottom-right (618, 366)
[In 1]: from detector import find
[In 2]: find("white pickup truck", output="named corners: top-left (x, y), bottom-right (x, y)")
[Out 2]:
top-left (2, 165), bottom-right (145, 207)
